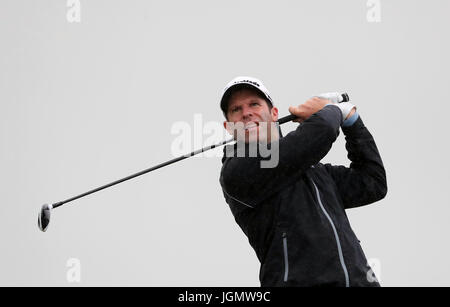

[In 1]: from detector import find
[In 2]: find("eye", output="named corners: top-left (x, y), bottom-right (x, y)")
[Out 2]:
top-left (231, 106), bottom-right (240, 113)
top-left (251, 102), bottom-right (260, 107)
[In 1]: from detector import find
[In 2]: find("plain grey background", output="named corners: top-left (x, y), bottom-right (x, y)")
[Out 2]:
top-left (1, 0), bottom-right (449, 286)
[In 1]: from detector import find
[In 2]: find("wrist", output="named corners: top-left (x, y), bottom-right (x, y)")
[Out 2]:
top-left (342, 111), bottom-right (359, 127)
top-left (345, 107), bottom-right (356, 120)
top-left (335, 101), bottom-right (356, 122)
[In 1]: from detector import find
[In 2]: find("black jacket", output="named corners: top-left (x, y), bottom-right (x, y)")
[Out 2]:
top-left (219, 105), bottom-right (387, 287)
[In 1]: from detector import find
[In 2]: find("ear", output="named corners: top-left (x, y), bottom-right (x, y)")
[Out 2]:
top-left (271, 107), bottom-right (279, 122)
top-left (223, 121), bottom-right (232, 135)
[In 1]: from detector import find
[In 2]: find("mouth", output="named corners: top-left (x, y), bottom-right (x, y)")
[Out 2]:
top-left (244, 122), bottom-right (259, 131)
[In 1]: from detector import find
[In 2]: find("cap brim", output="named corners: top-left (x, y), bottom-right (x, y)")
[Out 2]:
top-left (220, 83), bottom-right (272, 114)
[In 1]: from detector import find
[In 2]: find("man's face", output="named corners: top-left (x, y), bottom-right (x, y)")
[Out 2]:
top-left (223, 89), bottom-right (279, 143)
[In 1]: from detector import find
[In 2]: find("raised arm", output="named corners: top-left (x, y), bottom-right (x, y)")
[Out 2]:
top-left (324, 114), bottom-right (388, 209)
top-left (220, 102), bottom-right (342, 208)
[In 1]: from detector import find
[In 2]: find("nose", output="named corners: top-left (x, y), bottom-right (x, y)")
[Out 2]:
top-left (242, 105), bottom-right (254, 121)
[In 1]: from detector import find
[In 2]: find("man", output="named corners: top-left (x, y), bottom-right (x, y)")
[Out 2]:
top-left (219, 76), bottom-right (387, 287)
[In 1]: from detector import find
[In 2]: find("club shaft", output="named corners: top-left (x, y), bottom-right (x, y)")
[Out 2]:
top-left (51, 110), bottom-right (326, 209)
top-left (52, 138), bottom-right (235, 209)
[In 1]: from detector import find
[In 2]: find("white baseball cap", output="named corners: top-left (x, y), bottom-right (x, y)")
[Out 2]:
top-left (220, 76), bottom-right (274, 114)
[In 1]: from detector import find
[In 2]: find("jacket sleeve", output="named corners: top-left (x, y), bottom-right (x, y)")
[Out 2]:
top-left (323, 115), bottom-right (388, 209)
top-left (220, 104), bottom-right (342, 208)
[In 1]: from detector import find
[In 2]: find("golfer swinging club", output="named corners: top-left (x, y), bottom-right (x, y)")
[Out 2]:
top-left (219, 76), bottom-right (387, 287)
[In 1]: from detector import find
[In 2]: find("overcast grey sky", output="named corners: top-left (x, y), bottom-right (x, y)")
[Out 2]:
top-left (1, 0), bottom-right (449, 286)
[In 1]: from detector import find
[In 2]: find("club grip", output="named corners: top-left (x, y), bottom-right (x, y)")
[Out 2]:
top-left (278, 114), bottom-right (298, 125)
top-left (341, 92), bottom-right (350, 102)
top-left (278, 92), bottom-right (349, 124)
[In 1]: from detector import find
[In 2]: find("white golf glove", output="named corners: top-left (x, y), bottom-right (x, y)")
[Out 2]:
top-left (316, 92), bottom-right (356, 122)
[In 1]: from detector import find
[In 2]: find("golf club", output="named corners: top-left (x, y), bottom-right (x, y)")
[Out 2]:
top-left (38, 92), bottom-right (349, 232)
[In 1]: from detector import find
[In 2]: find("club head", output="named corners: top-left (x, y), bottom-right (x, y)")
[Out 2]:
top-left (38, 204), bottom-right (52, 232)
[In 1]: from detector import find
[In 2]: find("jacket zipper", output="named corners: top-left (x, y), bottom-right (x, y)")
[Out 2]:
top-left (282, 232), bottom-right (289, 282)
top-left (311, 179), bottom-right (350, 287)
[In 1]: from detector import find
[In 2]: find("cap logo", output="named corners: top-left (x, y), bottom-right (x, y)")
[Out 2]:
top-left (234, 80), bottom-right (260, 88)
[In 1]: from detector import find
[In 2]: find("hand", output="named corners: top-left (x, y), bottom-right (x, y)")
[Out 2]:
top-left (288, 97), bottom-right (331, 123)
